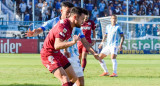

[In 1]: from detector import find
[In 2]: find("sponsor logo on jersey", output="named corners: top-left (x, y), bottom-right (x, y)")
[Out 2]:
top-left (81, 27), bottom-right (91, 30)
top-left (63, 28), bottom-right (67, 33)
top-left (59, 32), bottom-right (65, 37)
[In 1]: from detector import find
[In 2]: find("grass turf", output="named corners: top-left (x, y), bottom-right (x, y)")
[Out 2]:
top-left (0, 54), bottom-right (160, 86)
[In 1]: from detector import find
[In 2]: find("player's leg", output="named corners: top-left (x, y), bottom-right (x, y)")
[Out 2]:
top-left (109, 47), bottom-right (118, 77)
top-left (65, 65), bottom-right (78, 84)
top-left (68, 56), bottom-right (84, 86)
top-left (41, 55), bottom-right (72, 86)
top-left (76, 76), bottom-right (84, 86)
top-left (52, 67), bottom-right (72, 86)
top-left (81, 48), bottom-right (88, 71)
top-left (99, 46), bottom-right (110, 76)
top-left (78, 44), bottom-right (83, 63)
top-left (59, 55), bottom-right (78, 84)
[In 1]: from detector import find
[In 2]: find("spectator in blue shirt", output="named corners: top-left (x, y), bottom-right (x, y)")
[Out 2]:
top-left (152, 24), bottom-right (158, 36)
top-left (73, 0), bottom-right (78, 7)
top-left (55, 0), bottom-right (61, 10)
top-left (86, 1), bottom-right (94, 17)
top-left (146, 25), bottom-right (152, 35)
top-left (140, 24), bottom-right (146, 37)
top-left (92, 6), bottom-right (99, 20)
top-left (99, 0), bottom-right (106, 17)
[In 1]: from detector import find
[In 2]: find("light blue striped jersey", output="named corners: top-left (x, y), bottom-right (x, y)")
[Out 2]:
top-left (67, 27), bottom-right (85, 57)
top-left (41, 17), bottom-right (60, 31)
top-left (105, 24), bottom-right (123, 46)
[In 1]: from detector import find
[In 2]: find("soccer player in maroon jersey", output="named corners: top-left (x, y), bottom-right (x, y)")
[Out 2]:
top-left (77, 14), bottom-right (96, 71)
top-left (40, 7), bottom-right (101, 86)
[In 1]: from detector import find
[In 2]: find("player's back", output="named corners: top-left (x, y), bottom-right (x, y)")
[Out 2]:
top-left (81, 20), bottom-right (95, 42)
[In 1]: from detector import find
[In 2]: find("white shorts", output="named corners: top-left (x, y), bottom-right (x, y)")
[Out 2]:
top-left (68, 56), bottom-right (84, 77)
top-left (101, 46), bottom-right (119, 55)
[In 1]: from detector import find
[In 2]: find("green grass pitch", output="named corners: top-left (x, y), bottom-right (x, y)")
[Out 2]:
top-left (0, 54), bottom-right (160, 86)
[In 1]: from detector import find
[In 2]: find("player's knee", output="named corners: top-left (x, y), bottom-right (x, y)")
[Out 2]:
top-left (72, 75), bottom-right (78, 83)
top-left (61, 75), bottom-right (70, 83)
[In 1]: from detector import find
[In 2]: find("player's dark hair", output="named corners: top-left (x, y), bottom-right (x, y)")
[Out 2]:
top-left (61, 1), bottom-right (74, 8)
top-left (70, 7), bottom-right (89, 17)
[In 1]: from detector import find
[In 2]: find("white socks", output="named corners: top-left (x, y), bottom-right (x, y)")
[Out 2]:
top-left (111, 59), bottom-right (117, 74)
top-left (100, 60), bottom-right (108, 73)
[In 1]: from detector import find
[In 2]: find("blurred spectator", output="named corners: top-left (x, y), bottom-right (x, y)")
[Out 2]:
top-left (147, 6), bottom-right (153, 16)
top-left (86, 1), bottom-right (94, 17)
top-left (152, 24), bottom-right (158, 36)
top-left (114, 6), bottom-right (121, 14)
top-left (140, 24), bottom-right (146, 37)
top-left (51, 8), bottom-right (56, 19)
top-left (73, 1), bottom-right (78, 7)
top-left (92, 6), bottom-right (99, 20)
top-left (55, 0), bottom-right (61, 10)
top-left (42, 2), bottom-right (48, 21)
top-left (35, 3), bottom-right (40, 21)
top-left (38, 0), bottom-right (43, 11)
top-left (153, 5), bottom-right (159, 16)
top-left (99, 0), bottom-right (105, 17)
top-left (133, 1), bottom-right (139, 12)
top-left (108, 6), bottom-right (113, 16)
top-left (46, 8), bottom-right (51, 20)
top-left (146, 25), bottom-right (152, 35)
top-left (24, 11), bottom-right (30, 21)
top-left (122, 9), bottom-right (127, 15)
top-left (122, 3), bottom-right (126, 10)
top-left (19, 1), bottom-right (27, 13)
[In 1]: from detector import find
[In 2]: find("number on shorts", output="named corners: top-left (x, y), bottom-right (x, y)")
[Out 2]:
top-left (48, 56), bottom-right (55, 64)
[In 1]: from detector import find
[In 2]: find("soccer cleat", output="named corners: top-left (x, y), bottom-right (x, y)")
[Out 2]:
top-left (99, 72), bottom-right (110, 76)
top-left (109, 73), bottom-right (118, 77)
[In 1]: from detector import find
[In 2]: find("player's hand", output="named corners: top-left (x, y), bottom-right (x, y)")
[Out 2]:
top-left (25, 28), bottom-right (37, 37)
top-left (64, 51), bottom-right (71, 58)
top-left (93, 53), bottom-right (102, 62)
top-left (119, 45), bottom-right (123, 51)
top-left (73, 34), bottom-right (80, 43)
top-left (98, 44), bottom-right (103, 49)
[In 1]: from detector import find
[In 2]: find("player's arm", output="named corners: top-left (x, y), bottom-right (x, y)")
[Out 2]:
top-left (91, 29), bottom-right (96, 46)
top-left (91, 21), bottom-right (96, 46)
top-left (98, 34), bottom-right (107, 49)
top-left (54, 34), bottom-right (80, 50)
top-left (81, 37), bottom-right (101, 62)
top-left (119, 34), bottom-right (124, 51)
top-left (25, 19), bottom-right (54, 37)
top-left (63, 48), bottom-right (71, 58)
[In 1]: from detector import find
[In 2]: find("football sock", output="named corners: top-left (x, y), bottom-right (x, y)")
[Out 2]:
top-left (112, 59), bottom-right (117, 74)
top-left (100, 59), bottom-right (108, 73)
top-left (82, 58), bottom-right (87, 71)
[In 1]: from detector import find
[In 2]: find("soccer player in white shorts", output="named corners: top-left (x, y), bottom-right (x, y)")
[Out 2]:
top-left (98, 14), bottom-right (124, 77)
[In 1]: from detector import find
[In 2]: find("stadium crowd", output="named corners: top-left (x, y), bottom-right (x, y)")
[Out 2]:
top-left (1, 0), bottom-right (160, 39)
top-left (2, 0), bottom-right (160, 21)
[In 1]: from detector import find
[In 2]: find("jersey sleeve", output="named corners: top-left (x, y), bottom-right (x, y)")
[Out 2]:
top-left (41, 19), bottom-right (55, 31)
top-left (55, 25), bottom-right (68, 41)
top-left (118, 26), bottom-right (123, 34)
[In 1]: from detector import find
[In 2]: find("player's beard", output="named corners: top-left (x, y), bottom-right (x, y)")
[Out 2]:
top-left (75, 23), bottom-right (81, 28)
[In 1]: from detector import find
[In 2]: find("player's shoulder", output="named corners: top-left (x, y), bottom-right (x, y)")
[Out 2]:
top-left (115, 24), bottom-right (122, 28)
